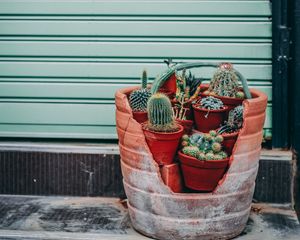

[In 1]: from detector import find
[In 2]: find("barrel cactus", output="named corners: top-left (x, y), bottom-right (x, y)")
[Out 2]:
top-left (129, 70), bottom-right (152, 112)
top-left (146, 93), bottom-right (178, 132)
top-left (198, 96), bottom-right (224, 110)
top-left (205, 63), bottom-right (245, 99)
top-left (218, 105), bottom-right (244, 134)
top-left (181, 130), bottom-right (227, 160)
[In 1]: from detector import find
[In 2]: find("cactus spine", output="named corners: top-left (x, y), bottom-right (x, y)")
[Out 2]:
top-left (129, 70), bottom-right (151, 112)
top-left (147, 93), bottom-right (178, 132)
top-left (207, 63), bottom-right (245, 98)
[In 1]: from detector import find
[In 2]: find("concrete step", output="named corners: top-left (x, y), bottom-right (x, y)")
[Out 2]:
top-left (0, 142), bottom-right (294, 203)
top-left (0, 195), bottom-right (299, 240)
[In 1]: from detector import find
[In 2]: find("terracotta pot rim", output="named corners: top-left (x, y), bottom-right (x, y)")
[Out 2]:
top-left (178, 151), bottom-right (229, 165)
top-left (220, 130), bottom-right (240, 137)
top-left (200, 92), bottom-right (245, 102)
top-left (192, 104), bottom-right (228, 113)
top-left (133, 110), bottom-right (147, 114)
top-left (175, 118), bottom-right (193, 124)
top-left (142, 123), bottom-right (184, 136)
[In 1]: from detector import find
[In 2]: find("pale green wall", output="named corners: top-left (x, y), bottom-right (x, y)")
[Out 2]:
top-left (0, 0), bottom-right (272, 139)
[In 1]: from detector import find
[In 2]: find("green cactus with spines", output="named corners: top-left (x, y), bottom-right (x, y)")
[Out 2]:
top-left (129, 70), bottom-right (152, 112)
top-left (146, 93), bottom-right (178, 132)
top-left (218, 105), bottom-right (244, 134)
top-left (180, 130), bottom-right (228, 160)
top-left (206, 63), bottom-right (241, 98)
top-left (198, 96), bottom-right (224, 110)
top-left (182, 146), bottom-right (200, 158)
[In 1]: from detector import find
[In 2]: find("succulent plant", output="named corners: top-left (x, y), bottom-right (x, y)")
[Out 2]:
top-left (129, 70), bottom-right (152, 112)
top-left (197, 96), bottom-right (224, 110)
top-left (218, 105), bottom-right (244, 134)
top-left (146, 93), bottom-right (179, 132)
top-left (182, 146), bottom-right (200, 158)
top-left (180, 130), bottom-right (228, 160)
top-left (206, 63), bottom-right (245, 99)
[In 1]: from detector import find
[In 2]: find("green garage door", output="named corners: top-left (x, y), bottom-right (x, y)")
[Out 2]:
top-left (0, 0), bottom-right (272, 139)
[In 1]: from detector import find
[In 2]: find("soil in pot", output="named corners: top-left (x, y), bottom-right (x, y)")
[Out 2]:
top-left (142, 124), bottom-right (184, 165)
top-left (178, 151), bottom-right (229, 192)
top-left (132, 111), bottom-right (148, 123)
top-left (192, 104), bottom-right (228, 133)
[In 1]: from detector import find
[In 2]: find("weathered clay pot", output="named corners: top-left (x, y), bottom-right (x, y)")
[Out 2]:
top-left (175, 118), bottom-right (193, 135)
top-left (221, 130), bottom-right (240, 155)
top-left (178, 151), bottom-right (229, 191)
top-left (116, 84), bottom-right (267, 240)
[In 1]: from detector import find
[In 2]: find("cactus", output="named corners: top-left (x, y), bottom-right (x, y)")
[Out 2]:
top-left (218, 105), bottom-right (244, 134)
top-left (146, 93), bottom-right (178, 132)
top-left (198, 96), bottom-right (224, 110)
top-left (182, 146), bottom-right (200, 158)
top-left (181, 130), bottom-right (227, 160)
top-left (129, 70), bottom-right (152, 112)
top-left (206, 63), bottom-right (245, 99)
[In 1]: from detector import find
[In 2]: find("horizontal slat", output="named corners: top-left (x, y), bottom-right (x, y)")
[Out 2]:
top-left (0, 82), bottom-right (272, 101)
top-left (0, 1), bottom-right (272, 16)
top-left (0, 21), bottom-right (271, 38)
top-left (0, 62), bottom-right (272, 80)
top-left (0, 124), bottom-right (117, 139)
top-left (0, 41), bottom-right (271, 59)
top-left (0, 102), bottom-right (115, 125)
top-left (0, 101), bottom-right (272, 128)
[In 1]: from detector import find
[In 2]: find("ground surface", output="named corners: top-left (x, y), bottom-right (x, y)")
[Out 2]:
top-left (0, 195), bottom-right (298, 240)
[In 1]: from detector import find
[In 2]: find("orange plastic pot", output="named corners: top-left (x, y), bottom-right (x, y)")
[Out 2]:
top-left (142, 124), bottom-right (184, 165)
top-left (132, 111), bottom-right (148, 124)
top-left (175, 119), bottom-right (193, 135)
top-left (192, 104), bottom-right (228, 133)
top-left (178, 151), bottom-right (229, 192)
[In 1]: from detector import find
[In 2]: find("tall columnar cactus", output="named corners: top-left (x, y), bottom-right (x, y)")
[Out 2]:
top-left (198, 96), bottom-right (224, 110)
top-left (147, 93), bottom-right (178, 132)
top-left (218, 105), bottom-right (244, 134)
top-left (129, 70), bottom-right (152, 112)
top-left (181, 131), bottom-right (227, 160)
top-left (206, 63), bottom-right (245, 99)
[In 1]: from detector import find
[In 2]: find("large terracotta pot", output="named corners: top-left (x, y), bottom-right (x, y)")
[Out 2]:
top-left (116, 69), bottom-right (267, 239)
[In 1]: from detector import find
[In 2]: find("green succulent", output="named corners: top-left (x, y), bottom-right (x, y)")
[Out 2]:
top-left (199, 96), bottom-right (224, 110)
top-left (146, 93), bottom-right (178, 132)
top-left (129, 70), bottom-right (151, 112)
top-left (182, 146), bottom-right (200, 158)
top-left (218, 105), bottom-right (244, 134)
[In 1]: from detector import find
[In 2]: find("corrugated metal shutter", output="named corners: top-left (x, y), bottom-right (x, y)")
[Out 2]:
top-left (0, 0), bottom-right (272, 139)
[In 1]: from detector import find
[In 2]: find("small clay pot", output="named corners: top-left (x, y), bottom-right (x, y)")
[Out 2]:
top-left (192, 104), bottom-right (228, 133)
top-left (142, 124), bottom-right (184, 165)
top-left (178, 151), bottom-right (229, 192)
top-left (132, 111), bottom-right (148, 124)
top-left (161, 73), bottom-right (177, 94)
top-left (175, 119), bottom-right (194, 135)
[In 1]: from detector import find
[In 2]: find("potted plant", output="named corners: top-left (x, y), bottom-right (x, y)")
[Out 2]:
top-left (173, 94), bottom-right (193, 135)
top-left (217, 105), bottom-right (244, 154)
top-left (192, 96), bottom-right (228, 133)
top-left (202, 63), bottom-right (249, 113)
top-left (142, 93), bottom-right (184, 165)
top-left (129, 70), bottom-right (151, 123)
top-left (178, 131), bottom-right (229, 191)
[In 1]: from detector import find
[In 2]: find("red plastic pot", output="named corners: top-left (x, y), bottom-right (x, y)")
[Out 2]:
top-left (161, 73), bottom-right (177, 94)
top-left (178, 151), bottom-right (229, 191)
top-left (132, 111), bottom-right (148, 123)
top-left (175, 119), bottom-right (193, 135)
top-left (192, 104), bottom-right (228, 133)
top-left (142, 124), bottom-right (184, 165)
top-left (221, 130), bottom-right (239, 155)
